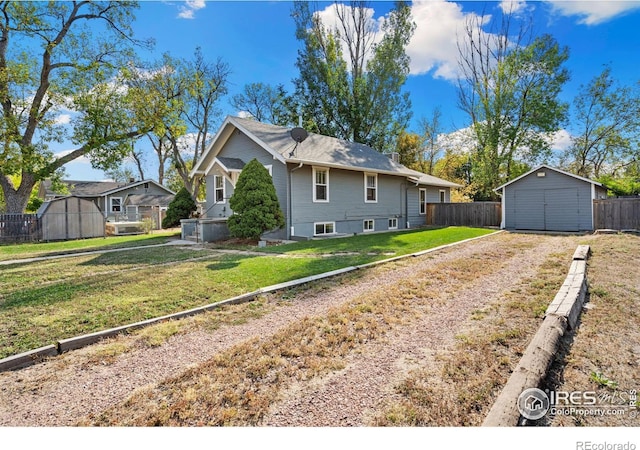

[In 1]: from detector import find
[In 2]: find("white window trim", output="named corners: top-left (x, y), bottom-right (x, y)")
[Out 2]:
top-left (439, 190), bottom-right (446, 203)
top-left (363, 219), bottom-right (375, 232)
top-left (110, 197), bottom-right (123, 213)
top-left (214, 175), bottom-right (226, 204)
top-left (312, 166), bottom-right (329, 203)
top-left (314, 221), bottom-right (336, 236)
top-left (419, 188), bottom-right (426, 215)
top-left (364, 173), bottom-right (378, 203)
top-left (388, 218), bottom-right (398, 230)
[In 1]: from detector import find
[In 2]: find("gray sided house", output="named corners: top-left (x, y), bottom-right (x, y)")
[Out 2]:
top-left (495, 165), bottom-right (608, 232)
top-left (39, 179), bottom-right (175, 229)
top-left (188, 116), bottom-right (460, 241)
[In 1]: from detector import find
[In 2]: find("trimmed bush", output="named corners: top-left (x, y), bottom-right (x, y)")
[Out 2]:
top-left (162, 187), bottom-right (197, 228)
top-left (228, 158), bottom-right (285, 240)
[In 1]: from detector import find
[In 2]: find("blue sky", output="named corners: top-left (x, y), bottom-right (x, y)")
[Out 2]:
top-left (60, 0), bottom-right (640, 181)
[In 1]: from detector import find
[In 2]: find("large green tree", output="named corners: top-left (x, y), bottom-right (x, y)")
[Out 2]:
top-left (457, 8), bottom-right (570, 200)
top-left (0, 1), bottom-right (166, 213)
top-left (227, 159), bottom-right (284, 240)
top-left (291, 1), bottom-right (415, 152)
top-left (565, 67), bottom-right (640, 179)
top-left (230, 82), bottom-right (293, 126)
top-left (136, 48), bottom-right (230, 200)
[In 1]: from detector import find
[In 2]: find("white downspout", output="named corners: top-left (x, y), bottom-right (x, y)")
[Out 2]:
top-left (288, 162), bottom-right (304, 238)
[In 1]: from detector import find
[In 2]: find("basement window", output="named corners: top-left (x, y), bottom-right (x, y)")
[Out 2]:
top-left (314, 222), bottom-right (335, 236)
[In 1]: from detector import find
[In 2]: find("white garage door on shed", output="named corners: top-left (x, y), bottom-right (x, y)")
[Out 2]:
top-left (496, 165), bottom-right (607, 232)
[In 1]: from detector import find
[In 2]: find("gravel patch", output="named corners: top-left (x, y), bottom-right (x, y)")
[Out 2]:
top-left (0, 232), bottom-right (580, 426)
top-left (262, 234), bottom-right (579, 426)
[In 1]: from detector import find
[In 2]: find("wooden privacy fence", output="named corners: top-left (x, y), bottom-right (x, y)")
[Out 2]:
top-left (426, 202), bottom-right (502, 228)
top-left (593, 198), bottom-right (640, 230)
top-left (0, 214), bottom-right (41, 243)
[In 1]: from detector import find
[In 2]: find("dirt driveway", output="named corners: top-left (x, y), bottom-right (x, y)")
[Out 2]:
top-left (0, 231), bottom-right (633, 426)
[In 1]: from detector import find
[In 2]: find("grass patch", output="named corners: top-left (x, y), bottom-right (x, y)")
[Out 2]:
top-left (548, 234), bottom-right (640, 426)
top-left (84, 252), bottom-right (505, 426)
top-left (254, 226), bottom-right (496, 256)
top-left (0, 227), bottom-right (495, 360)
top-left (372, 249), bottom-right (575, 426)
top-left (0, 230), bottom-right (180, 262)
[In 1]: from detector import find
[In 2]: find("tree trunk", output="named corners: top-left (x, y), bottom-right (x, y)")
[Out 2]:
top-left (0, 174), bottom-right (35, 213)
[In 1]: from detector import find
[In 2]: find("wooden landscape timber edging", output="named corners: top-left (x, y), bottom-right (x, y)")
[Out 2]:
top-left (0, 230), bottom-right (503, 373)
top-left (482, 245), bottom-right (591, 427)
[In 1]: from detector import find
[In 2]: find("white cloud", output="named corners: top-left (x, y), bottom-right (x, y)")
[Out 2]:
top-left (438, 125), bottom-right (477, 154)
top-left (314, 3), bottom-right (385, 68)
top-left (407, 1), bottom-right (489, 80)
top-left (54, 114), bottom-right (71, 125)
top-left (499, 0), bottom-right (528, 15)
top-left (548, 129), bottom-right (573, 151)
top-left (545, 0), bottom-right (640, 25)
top-left (176, 133), bottom-right (198, 156)
top-left (177, 0), bottom-right (206, 20)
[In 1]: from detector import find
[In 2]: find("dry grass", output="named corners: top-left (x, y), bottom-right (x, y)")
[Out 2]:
top-left (83, 252), bottom-right (506, 426)
top-left (371, 249), bottom-right (575, 426)
top-left (546, 234), bottom-right (640, 426)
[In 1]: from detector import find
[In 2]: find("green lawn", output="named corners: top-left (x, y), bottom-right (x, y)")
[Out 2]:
top-left (0, 226), bottom-right (497, 359)
top-left (258, 226), bottom-right (495, 256)
top-left (0, 229), bottom-right (181, 262)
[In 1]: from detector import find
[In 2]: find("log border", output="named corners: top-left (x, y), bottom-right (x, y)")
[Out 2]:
top-left (482, 245), bottom-right (591, 426)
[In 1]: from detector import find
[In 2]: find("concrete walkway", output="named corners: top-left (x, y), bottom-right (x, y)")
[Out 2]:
top-left (0, 239), bottom-right (199, 266)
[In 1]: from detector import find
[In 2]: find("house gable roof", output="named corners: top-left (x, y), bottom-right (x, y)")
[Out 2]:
top-left (192, 115), bottom-right (461, 188)
top-left (494, 164), bottom-right (603, 192)
top-left (125, 194), bottom-right (174, 207)
top-left (42, 179), bottom-right (175, 198)
top-left (217, 157), bottom-right (246, 171)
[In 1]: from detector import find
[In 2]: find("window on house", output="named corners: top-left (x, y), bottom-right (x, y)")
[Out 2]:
top-left (314, 222), bottom-right (335, 236)
top-left (419, 188), bottom-right (426, 215)
top-left (110, 197), bottom-right (122, 213)
top-left (214, 175), bottom-right (225, 203)
top-left (440, 190), bottom-right (446, 203)
top-left (313, 167), bottom-right (329, 202)
top-left (363, 219), bottom-right (375, 232)
top-left (126, 205), bottom-right (138, 221)
top-left (365, 173), bottom-right (377, 202)
top-left (388, 218), bottom-right (398, 230)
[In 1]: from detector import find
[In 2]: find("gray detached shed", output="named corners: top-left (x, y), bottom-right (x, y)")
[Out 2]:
top-left (37, 196), bottom-right (105, 241)
top-left (495, 165), bottom-right (608, 232)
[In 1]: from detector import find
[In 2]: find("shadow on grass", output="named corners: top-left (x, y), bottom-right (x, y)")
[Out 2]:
top-left (76, 245), bottom-right (204, 267)
top-left (0, 233), bottom-right (180, 262)
top-left (0, 276), bottom-right (120, 311)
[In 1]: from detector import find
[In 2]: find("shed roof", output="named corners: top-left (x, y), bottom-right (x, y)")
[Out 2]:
top-left (494, 164), bottom-right (603, 192)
